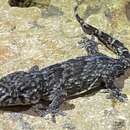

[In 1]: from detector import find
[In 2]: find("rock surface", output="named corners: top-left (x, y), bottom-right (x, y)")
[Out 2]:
top-left (0, 0), bottom-right (130, 130)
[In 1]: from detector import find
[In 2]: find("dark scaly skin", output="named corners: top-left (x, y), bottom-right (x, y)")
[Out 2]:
top-left (0, 68), bottom-right (43, 106)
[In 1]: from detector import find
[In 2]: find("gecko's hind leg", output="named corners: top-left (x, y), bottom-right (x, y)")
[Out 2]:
top-left (46, 86), bottom-right (67, 123)
top-left (34, 77), bottom-right (67, 123)
top-left (31, 89), bottom-right (66, 123)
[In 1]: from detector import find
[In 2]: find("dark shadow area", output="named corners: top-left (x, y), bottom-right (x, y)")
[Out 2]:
top-left (8, 0), bottom-right (50, 8)
top-left (0, 100), bottom-right (50, 117)
top-left (114, 68), bottom-right (130, 89)
top-left (0, 83), bottom-right (105, 117)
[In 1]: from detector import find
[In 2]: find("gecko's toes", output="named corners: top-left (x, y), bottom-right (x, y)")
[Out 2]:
top-left (41, 108), bottom-right (66, 123)
top-left (117, 94), bottom-right (128, 102)
top-left (51, 110), bottom-right (66, 123)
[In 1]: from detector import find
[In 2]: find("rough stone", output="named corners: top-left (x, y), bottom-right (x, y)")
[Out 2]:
top-left (0, 0), bottom-right (130, 130)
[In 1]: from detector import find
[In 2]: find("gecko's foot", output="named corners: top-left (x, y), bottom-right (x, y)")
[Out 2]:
top-left (106, 91), bottom-right (128, 102)
top-left (116, 93), bottom-right (128, 102)
top-left (41, 108), bottom-right (66, 123)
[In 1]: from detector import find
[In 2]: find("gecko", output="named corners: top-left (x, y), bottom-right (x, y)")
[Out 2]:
top-left (0, 5), bottom-right (129, 123)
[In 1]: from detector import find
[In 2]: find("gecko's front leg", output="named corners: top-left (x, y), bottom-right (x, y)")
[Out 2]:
top-left (34, 77), bottom-right (67, 122)
top-left (78, 36), bottom-right (100, 56)
top-left (103, 77), bottom-right (127, 102)
top-left (45, 87), bottom-right (67, 123)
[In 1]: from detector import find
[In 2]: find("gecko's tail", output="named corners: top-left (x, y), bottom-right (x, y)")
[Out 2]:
top-left (74, 4), bottom-right (130, 58)
top-left (74, 5), bottom-right (98, 35)
top-left (74, 5), bottom-right (84, 25)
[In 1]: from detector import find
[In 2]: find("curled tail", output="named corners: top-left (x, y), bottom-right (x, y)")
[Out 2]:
top-left (74, 5), bottom-right (98, 35)
top-left (74, 5), bottom-right (129, 57)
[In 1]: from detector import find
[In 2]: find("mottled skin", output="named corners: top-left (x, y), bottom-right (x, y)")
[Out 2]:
top-left (0, 6), bottom-right (129, 123)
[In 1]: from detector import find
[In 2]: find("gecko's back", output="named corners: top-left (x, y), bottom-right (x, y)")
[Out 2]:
top-left (0, 71), bottom-right (43, 106)
top-left (40, 55), bottom-right (118, 97)
top-left (0, 54), bottom-right (122, 107)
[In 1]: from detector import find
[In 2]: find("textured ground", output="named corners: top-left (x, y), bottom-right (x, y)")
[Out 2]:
top-left (0, 0), bottom-right (130, 130)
